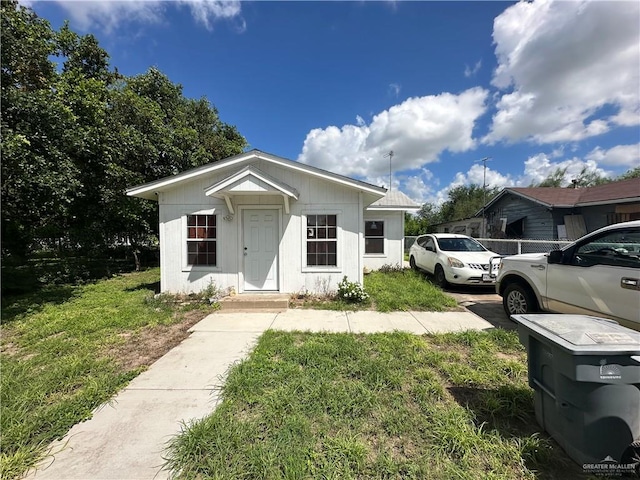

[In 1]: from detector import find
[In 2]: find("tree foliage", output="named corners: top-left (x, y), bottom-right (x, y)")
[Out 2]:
top-left (531, 166), bottom-right (611, 187)
top-left (1, 1), bottom-right (247, 260)
top-left (405, 185), bottom-right (499, 235)
top-left (439, 184), bottom-right (501, 223)
top-left (618, 167), bottom-right (640, 180)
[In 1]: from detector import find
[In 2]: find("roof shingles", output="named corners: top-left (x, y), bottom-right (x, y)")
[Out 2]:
top-left (507, 178), bottom-right (639, 207)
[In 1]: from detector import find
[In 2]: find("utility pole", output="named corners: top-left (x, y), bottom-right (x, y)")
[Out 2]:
top-left (384, 151), bottom-right (394, 190)
top-left (476, 157), bottom-right (491, 237)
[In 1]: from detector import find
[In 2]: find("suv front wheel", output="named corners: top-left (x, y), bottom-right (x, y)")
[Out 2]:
top-left (503, 283), bottom-right (537, 318)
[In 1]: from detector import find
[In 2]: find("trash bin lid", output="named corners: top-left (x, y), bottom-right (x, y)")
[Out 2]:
top-left (511, 314), bottom-right (640, 355)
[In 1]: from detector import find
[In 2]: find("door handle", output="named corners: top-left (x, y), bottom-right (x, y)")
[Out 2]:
top-left (621, 277), bottom-right (640, 290)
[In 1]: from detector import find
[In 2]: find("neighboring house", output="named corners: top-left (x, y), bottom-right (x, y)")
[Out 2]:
top-left (482, 178), bottom-right (640, 240)
top-left (433, 217), bottom-right (483, 237)
top-left (127, 150), bottom-right (419, 294)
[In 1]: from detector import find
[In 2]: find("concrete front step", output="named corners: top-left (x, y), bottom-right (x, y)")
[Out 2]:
top-left (219, 293), bottom-right (289, 311)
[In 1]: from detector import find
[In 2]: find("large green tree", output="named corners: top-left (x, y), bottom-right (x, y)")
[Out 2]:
top-left (1, 1), bottom-right (247, 259)
top-left (1, 1), bottom-right (79, 256)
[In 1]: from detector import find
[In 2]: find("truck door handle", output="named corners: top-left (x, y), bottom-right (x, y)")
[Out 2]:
top-left (531, 264), bottom-right (546, 270)
top-left (621, 277), bottom-right (640, 290)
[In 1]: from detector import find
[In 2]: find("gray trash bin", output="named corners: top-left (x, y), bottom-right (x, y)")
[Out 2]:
top-left (512, 314), bottom-right (640, 466)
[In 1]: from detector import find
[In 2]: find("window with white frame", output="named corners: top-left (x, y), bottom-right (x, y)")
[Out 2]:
top-left (187, 214), bottom-right (217, 266)
top-left (306, 214), bottom-right (337, 266)
top-left (365, 220), bottom-right (384, 254)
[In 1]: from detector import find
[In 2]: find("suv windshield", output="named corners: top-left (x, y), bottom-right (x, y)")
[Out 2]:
top-left (437, 238), bottom-right (487, 252)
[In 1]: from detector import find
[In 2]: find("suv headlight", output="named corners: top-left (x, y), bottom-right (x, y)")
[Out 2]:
top-left (447, 257), bottom-right (465, 268)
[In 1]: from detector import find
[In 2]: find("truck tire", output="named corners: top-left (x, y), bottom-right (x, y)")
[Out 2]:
top-left (503, 283), bottom-right (537, 318)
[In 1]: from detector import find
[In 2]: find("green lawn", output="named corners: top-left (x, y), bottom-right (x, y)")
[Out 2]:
top-left (365, 269), bottom-right (457, 312)
top-left (1, 268), bottom-right (576, 480)
top-left (295, 269), bottom-right (458, 312)
top-left (0, 268), bottom-right (214, 480)
top-left (165, 330), bottom-right (579, 479)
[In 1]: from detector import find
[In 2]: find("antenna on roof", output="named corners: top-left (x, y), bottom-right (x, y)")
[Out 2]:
top-left (383, 150), bottom-right (394, 190)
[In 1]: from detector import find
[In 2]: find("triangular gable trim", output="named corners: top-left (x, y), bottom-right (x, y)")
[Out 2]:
top-left (204, 166), bottom-right (300, 199)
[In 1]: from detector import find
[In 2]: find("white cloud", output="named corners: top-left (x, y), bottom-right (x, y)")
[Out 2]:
top-left (46, 0), bottom-right (243, 33)
top-left (399, 169), bottom-right (437, 204)
top-left (485, 0), bottom-right (640, 145)
top-left (388, 83), bottom-right (401, 97)
top-left (355, 115), bottom-right (366, 127)
top-left (585, 144), bottom-right (640, 168)
top-left (187, 0), bottom-right (244, 31)
top-left (298, 87), bottom-right (489, 180)
top-left (519, 153), bottom-right (611, 186)
top-left (464, 60), bottom-right (482, 78)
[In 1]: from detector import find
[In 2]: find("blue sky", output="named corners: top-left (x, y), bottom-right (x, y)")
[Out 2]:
top-left (27, 0), bottom-right (640, 205)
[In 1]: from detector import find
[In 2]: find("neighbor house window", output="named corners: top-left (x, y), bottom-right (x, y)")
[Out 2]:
top-left (306, 214), bottom-right (337, 266)
top-left (187, 215), bottom-right (217, 266)
top-left (365, 220), bottom-right (384, 254)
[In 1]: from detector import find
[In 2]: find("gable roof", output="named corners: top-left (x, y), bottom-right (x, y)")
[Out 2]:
top-left (127, 149), bottom-right (387, 201)
top-left (483, 177), bottom-right (640, 211)
top-left (367, 190), bottom-right (420, 211)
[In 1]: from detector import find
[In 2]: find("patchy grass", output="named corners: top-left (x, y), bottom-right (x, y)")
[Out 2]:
top-left (165, 330), bottom-right (579, 479)
top-left (290, 269), bottom-right (457, 313)
top-left (365, 269), bottom-right (457, 312)
top-left (0, 268), bottom-right (217, 480)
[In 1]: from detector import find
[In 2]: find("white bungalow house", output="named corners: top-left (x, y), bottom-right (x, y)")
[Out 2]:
top-left (127, 150), bottom-right (419, 294)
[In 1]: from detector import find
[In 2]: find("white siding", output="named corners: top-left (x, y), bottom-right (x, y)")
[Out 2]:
top-left (362, 212), bottom-right (406, 270)
top-left (158, 161), bottom-right (365, 294)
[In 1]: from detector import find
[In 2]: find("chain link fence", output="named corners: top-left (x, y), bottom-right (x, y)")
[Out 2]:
top-left (404, 236), bottom-right (572, 255)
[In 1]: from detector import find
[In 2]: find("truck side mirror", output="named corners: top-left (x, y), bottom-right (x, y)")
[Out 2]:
top-left (548, 250), bottom-right (563, 264)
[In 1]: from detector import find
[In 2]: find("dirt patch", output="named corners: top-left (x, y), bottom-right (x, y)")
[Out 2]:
top-left (108, 309), bottom-right (210, 372)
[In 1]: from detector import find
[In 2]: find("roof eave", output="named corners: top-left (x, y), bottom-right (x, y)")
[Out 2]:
top-left (126, 149), bottom-right (386, 199)
top-left (576, 197), bottom-right (640, 207)
top-left (366, 206), bottom-right (420, 212)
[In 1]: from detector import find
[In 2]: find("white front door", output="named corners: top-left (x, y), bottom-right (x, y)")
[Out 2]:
top-left (243, 209), bottom-right (279, 291)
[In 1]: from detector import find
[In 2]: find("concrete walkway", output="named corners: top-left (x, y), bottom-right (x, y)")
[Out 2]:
top-left (26, 309), bottom-right (493, 480)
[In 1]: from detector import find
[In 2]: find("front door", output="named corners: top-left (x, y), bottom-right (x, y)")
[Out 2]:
top-left (243, 209), bottom-right (279, 291)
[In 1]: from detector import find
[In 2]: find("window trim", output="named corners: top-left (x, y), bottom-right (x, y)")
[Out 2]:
top-left (302, 211), bottom-right (341, 272)
top-left (181, 210), bottom-right (221, 272)
top-left (364, 219), bottom-right (386, 256)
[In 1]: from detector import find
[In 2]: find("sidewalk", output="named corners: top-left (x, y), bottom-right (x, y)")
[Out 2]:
top-left (26, 309), bottom-right (493, 480)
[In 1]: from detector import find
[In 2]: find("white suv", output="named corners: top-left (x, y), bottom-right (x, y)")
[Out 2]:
top-left (496, 221), bottom-right (640, 331)
top-left (409, 233), bottom-right (501, 287)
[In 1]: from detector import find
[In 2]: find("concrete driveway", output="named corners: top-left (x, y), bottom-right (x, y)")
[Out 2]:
top-left (445, 286), bottom-right (516, 331)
